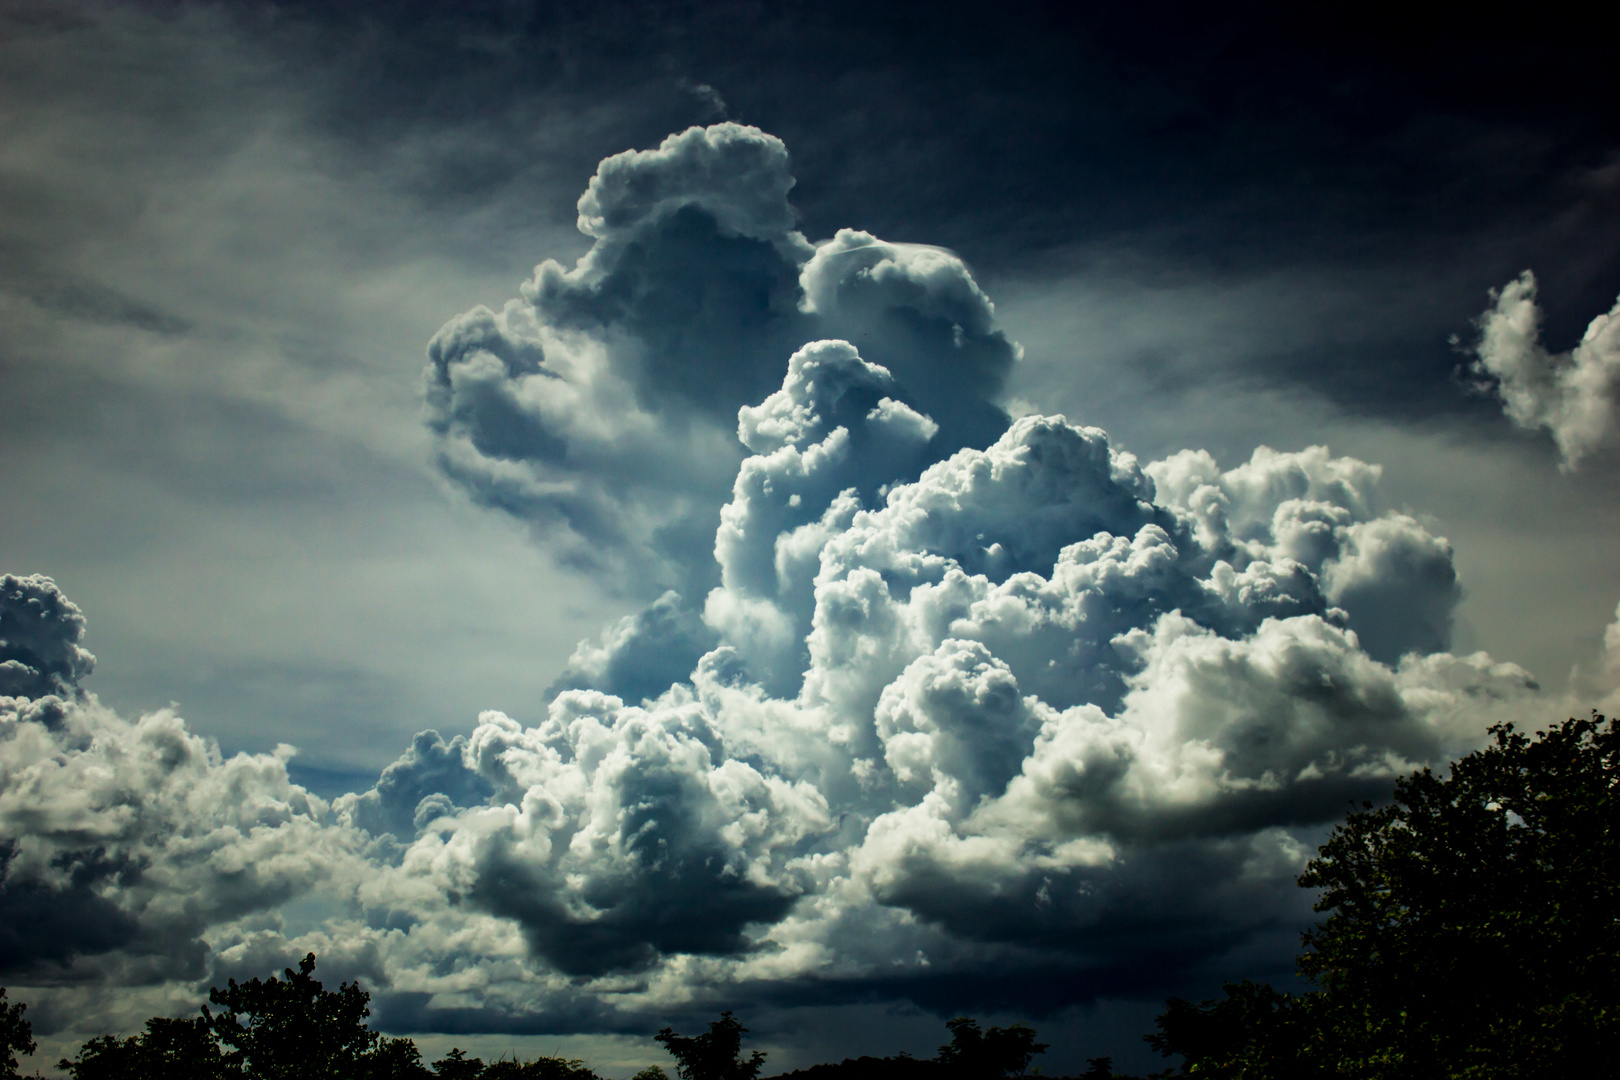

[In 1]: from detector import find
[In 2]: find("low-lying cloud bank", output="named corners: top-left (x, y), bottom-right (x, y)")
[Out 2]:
top-left (0, 125), bottom-right (1604, 1046)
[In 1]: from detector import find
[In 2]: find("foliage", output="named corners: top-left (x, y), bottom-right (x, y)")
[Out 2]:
top-left (203, 953), bottom-right (381, 1079)
top-left (481, 1054), bottom-right (598, 1080)
top-left (935, 1018), bottom-right (1048, 1079)
top-left (1295, 712), bottom-right (1619, 1078)
top-left (362, 1035), bottom-right (434, 1079)
top-left (1145, 981), bottom-right (1325, 1079)
top-left (655, 1013), bottom-right (766, 1080)
top-left (433, 1048), bottom-right (489, 1079)
top-left (1075, 1058), bottom-right (1159, 1080)
top-left (0, 989), bottom-right (35, 1080)
top-left (765, 1055), bottom-right (941, 1080)
top-left (58, 1016), bottom-right (229, 1080)
top-left (1148, 713), bottom-right (1620, 1079)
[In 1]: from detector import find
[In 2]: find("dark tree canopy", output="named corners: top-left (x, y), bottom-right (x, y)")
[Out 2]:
top-left (203, 953), bottom-right (379, 1080)
top-left (935, 1018), bottom-right (1048, 1080)
top-left (479, 1054), bottom-right (599, 1080)
top-left (59, 1016), bottom-right (229, 1080)
top-left (0, 989), bottom-right (34, 1080)
top-left (47, 953), bottom-right (599, 1080)
top-left (433, 1048), bottom-right (490, 1080)
top-left (655, 1013), bottom-right (766, 1080)
top-left (1150, 713), bottom-right (1620, 1079)
top-left (1297, 712), bottom-right (1619, 1077)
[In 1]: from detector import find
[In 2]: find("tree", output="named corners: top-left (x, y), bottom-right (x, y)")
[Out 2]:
top-left (0, 990), bottom-right (35, 1080)
top-left (1148, 713), bottom-right (1620, 1079)
top-left (654, 1013), bottom-right (766, 1080)
top-left (203, 953), bottom-right (380, 1079)
top-left (58, 1016), bottom-right (229, 1080)
top-left (361, 1035), bottom-right (434, 1079)
top-left (1145, 981), bottom-right (1325, 1079)
top-left (432, 1048), bottom-right (488, 1079)
top-left (481, 1054), bottom-right (598, 1080)
top-left (934, 1018), bottom-right (1047, 1079)
top-left (1295, 712), bottom-right (1619, 1078)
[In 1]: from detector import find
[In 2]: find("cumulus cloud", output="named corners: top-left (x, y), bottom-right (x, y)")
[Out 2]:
top-left (423, 123), bottom-right (1018, 597)
top-left (326, 356), bottom-right (1534, 1025)
top-left (0, 405), bottom-right (1546, 1034)
top-left (1, 127), bottom-right (1584, 1043)
top-left (548, 591), bottom-right (720, 706)
top-left (0, 693), bottom-right (358, 996)
top-left (1470, 270), bottom-right (1620, 469)
top-left (1, 575), bottom-right (95, 701)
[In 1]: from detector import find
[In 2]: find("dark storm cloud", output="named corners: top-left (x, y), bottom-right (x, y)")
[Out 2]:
top-left (468, 817), bottom-right (799, 977)
top-left (0, 842), bottom-right (140, 978)
top-left (340, 303), bottom-right (1538, 1028)
top-left (0, 616), bottom-right (360, 986)
top-left (4, 111), bottom-right (1564, 1043)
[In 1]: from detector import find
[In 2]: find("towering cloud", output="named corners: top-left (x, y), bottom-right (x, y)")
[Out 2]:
top-left (423, 123), bottom-right (1018, 597)
top-left (1470, 270), bottom-right (1620, 469)
top-left (0, 127), bottom-right (1576, 1047)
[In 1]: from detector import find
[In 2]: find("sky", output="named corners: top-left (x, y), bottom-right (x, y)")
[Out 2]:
top-left (2, 0), bottom-right (1619, 1074)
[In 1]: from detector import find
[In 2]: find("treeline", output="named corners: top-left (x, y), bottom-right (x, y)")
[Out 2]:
top-left (2, 990), bottom-right (1070, 1080)
top-left (3, 715), bottom-right (1614, 1080)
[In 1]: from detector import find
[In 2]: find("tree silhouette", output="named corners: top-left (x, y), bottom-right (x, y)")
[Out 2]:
top-left (935, 1018), bottom-right (1047, 1080)
top-left (362, 1035), bottom-right (434, 1079)
top-left (203, 953), bottom-right (381, 1079)
top-left (432, 1047), bottom-right (488, 1079)
top-left (655, 1013), bottom-right (766, 1080)
top-left (1149, 713), bottom-right (1620, 1078)
top-left (480, 1054), bottom-right (598, 1080)
top-left (1297, 712), bottom-right (1619, 1077)
top-left (1146, 980), bottom-right (1324, 1079)
top-left (0, 990), bottom-right (34, 1080)
top-left (58, 1016), bottom-right (229, 1080)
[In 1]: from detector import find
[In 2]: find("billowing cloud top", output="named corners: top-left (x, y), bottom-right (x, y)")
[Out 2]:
top-left (1, 574), bottom-right (95, 701)
top-left (423, 124), bottom-right (1017, 594)
top-left (0, 126), bottom-right (1579, 1047)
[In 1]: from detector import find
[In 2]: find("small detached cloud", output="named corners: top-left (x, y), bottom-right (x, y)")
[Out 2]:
top-left (1469, 270), bottom-right (1620, 469)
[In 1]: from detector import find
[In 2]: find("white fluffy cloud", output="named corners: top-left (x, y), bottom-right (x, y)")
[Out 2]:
top-left (0, 578), bottom-right (363, 995)
top-left (0, 129), bottom-right (1589, 1043)
top-left (1471, 270), bottom-right (1620, 469)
